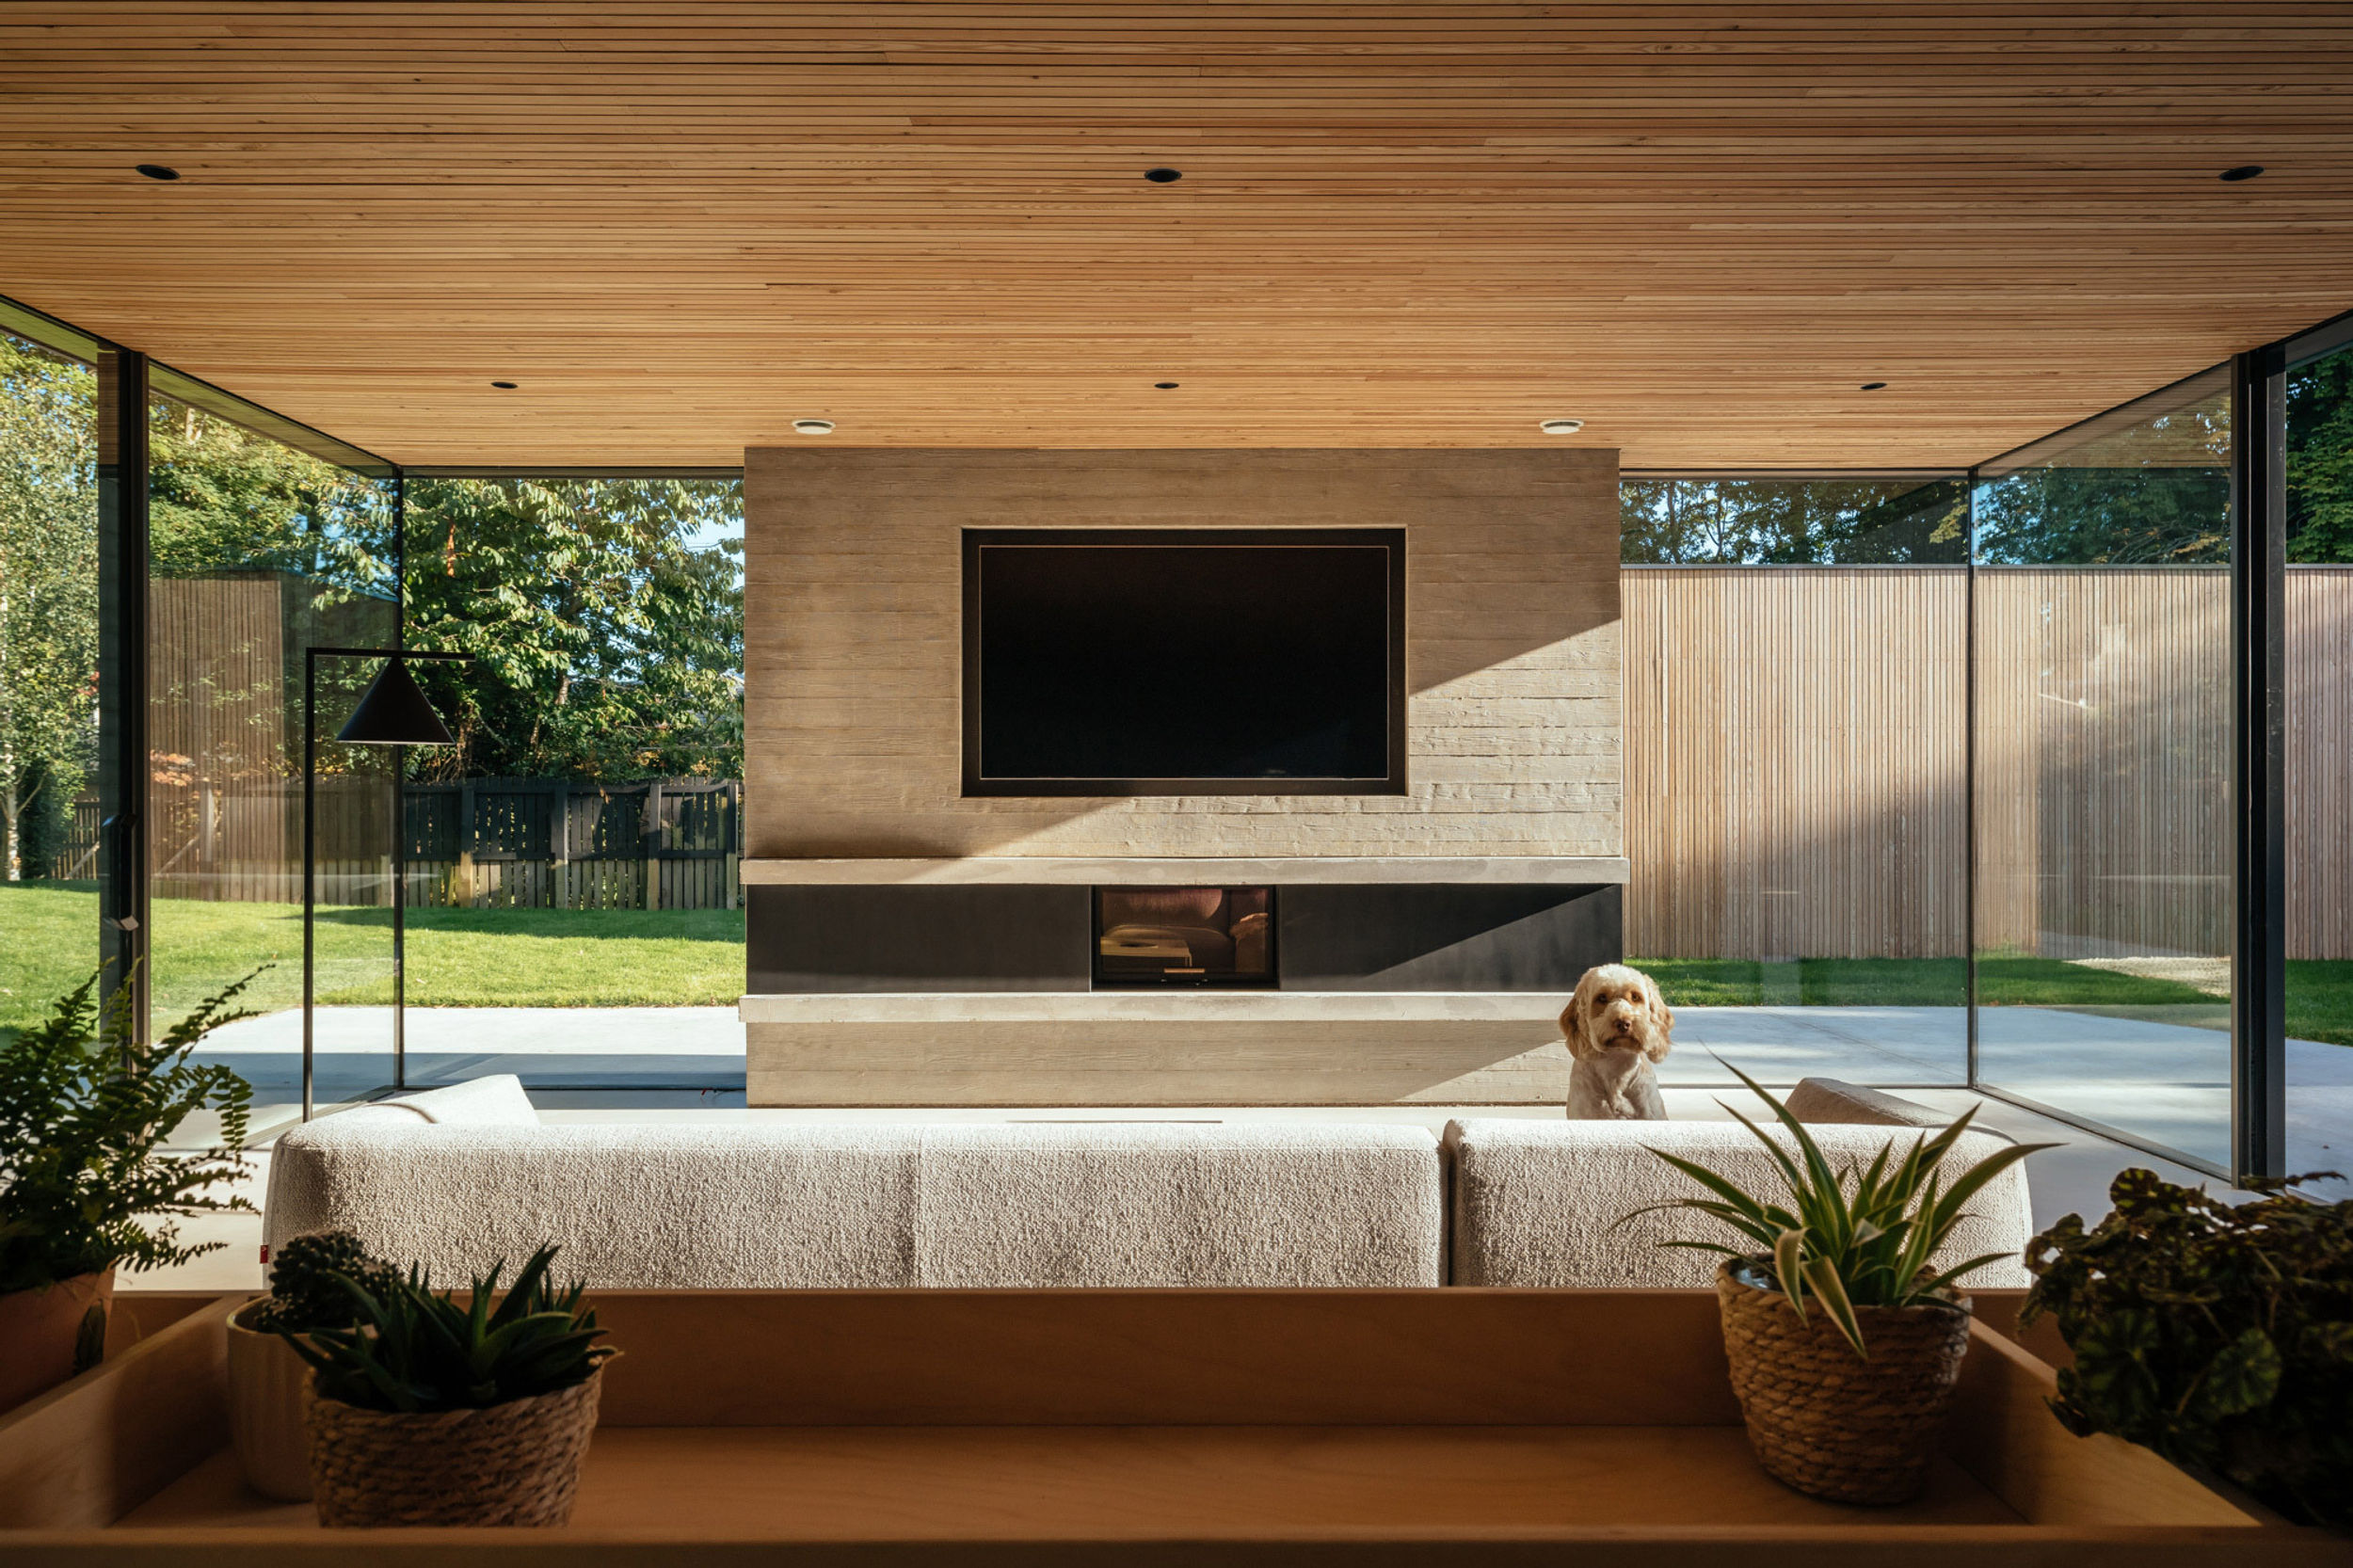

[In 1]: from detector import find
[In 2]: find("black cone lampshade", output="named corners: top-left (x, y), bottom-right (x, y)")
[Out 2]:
top-left (336, 655), bottom-right (456, 746)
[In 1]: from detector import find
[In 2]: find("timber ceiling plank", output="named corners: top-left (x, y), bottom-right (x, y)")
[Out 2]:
top-left (0, 3), bottom-right (2347, 468)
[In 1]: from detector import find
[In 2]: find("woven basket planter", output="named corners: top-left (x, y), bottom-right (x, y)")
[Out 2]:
top-left (1715, 1257), bottom-right (1972, 1507)
top-left (303, 1369), bottom-right (603, 1528)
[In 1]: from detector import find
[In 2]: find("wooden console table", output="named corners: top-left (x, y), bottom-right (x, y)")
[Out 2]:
top-left (3, 1288), bottom-right (2344, 1563)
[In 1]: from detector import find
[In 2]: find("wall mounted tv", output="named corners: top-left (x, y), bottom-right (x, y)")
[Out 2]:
top-left (963, 527), bottom-right (1406, 796)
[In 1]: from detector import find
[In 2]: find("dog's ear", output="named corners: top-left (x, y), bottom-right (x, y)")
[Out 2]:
top-left (1559, 972), bottom-right (1597, 1061)
top-left (1642, 979), bottom-right (1675, 1063)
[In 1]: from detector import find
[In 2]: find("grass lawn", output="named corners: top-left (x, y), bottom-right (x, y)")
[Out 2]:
top-left (1635, 954), bottom-right (2353, 1047)
top-left (0, 882), bottom-right (744, 1041)
top-left (7, 882), bottom-right (2348, 1049)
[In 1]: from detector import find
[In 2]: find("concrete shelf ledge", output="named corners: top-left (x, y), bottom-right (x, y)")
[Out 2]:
top-left (739, 991), bottom-right (1573, 1025)
top-left (741, 856), bottom-right (1630, 887)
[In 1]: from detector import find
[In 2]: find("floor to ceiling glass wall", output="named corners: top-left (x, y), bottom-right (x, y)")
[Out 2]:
top-left (0, 310), bottom-right (101, 1048)
top-left (1619, 475), bottom-right (1970, 1087)
top-left (1972, 366), bottom-right (2237, 1170)
top-left (390, 475), bottom-right (747, 1095)
top-left (145, 369), bottom-right (401, 1119)
top-left (2284, 328), bottom-right (2353, 1198)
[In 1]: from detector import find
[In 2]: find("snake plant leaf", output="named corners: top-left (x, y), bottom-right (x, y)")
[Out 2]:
top-left (1774, 1228), bottom-right (1810, 1321)
top-left (1801, 1255), bottom-right (1869, 1358)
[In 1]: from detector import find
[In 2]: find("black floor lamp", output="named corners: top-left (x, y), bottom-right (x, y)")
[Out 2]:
top-left (303, 647), bottom-right (470, 1119)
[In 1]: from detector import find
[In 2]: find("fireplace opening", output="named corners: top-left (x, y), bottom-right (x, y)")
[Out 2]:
top-left (1093, 887), bottom-right (1275, 987)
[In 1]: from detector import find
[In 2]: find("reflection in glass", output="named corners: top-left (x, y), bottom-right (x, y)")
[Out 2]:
top-left (1619, 477), bottom-right (1969, 1086)
top-left (2285, 341), bottom-right (2353, 1199)
top-left (1972, 367), bottom-right (2234, 1169)
top-left (146, 392), bottom-right (399, 1119)
top-left (0, 328), bottom-right (101, 1043)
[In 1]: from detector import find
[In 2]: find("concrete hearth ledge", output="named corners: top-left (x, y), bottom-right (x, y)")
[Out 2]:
top-left (739, 991), bottom-right (1573, 1024)
top-left (741, 856), bottom-right (1631, 886)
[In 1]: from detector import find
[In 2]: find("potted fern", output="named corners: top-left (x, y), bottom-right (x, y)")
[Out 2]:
top-left (1630, 1063), bottom-right (2047, 1505)
top-left (0, 970), bottom-right (257, 1413)
top-left (229, 1231), bottom-right (399, 1500)
top-left (280, 1243), bottom-right (616, 1527)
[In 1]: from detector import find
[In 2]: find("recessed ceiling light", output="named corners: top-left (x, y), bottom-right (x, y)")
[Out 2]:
top-left (2220, 164), bottom-right (2265, 183)
top-left (135, 164), bottom-right (181, 181)
top-left (1859, 381), bottom-right (1888, 392)
top-left (1143, 168), bottom-right (1183, 184)
top-left (792, 419), bottom-right (836, 436)
top-left (1539, 418), bottom-right (1584, 435)
top-left (1154, 381), bottom-right (1179, 390)
top-left (490, 380), bottom-right (518, 390)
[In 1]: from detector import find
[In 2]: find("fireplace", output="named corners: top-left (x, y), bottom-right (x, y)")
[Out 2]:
top-left (1093, 887), bottom-right (1275, 987)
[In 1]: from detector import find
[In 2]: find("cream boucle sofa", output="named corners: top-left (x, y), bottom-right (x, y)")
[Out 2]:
top-left (264, 1079), bottom-right (1447, 1288)
top-left (1442, 1116), bottom-right (2034, 1289)
top-left (264, 1076), bottom-right (2035, 1290)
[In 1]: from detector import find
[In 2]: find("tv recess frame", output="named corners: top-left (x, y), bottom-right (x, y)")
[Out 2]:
top-left (961, 526), bottom-right (1408, 797)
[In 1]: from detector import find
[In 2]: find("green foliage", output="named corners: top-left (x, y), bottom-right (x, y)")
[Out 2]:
top-left (2288, 349), bottom-right (2353, 564)
top-left (1620, 477), bottom-right (1966, 564)
top-left (1974, 386), bottom-right (2233, 566)
top-left (248, 1229), bottom-right (400, 1335)
top-left (283, 1244), bottom-right (615, 1414)
top-left (2023, 1168), bottom-right (2353, 1528)
top-left (404, 477), bottom-right (744, 782)
top-left (147, 395), bottom-right (396, 603)
top-left (0, 332), bottom-right (99, 880)
top-left (0, 969), bottom-right (257, 1293)
top-left (1626, 1060), bottom-right (2050, 1357)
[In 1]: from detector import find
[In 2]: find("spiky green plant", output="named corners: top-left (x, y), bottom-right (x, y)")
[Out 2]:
top-left (1625, 1061), bottom-right (2051, 1357)
top-left (281, 1244), bottom-right (614, 1414)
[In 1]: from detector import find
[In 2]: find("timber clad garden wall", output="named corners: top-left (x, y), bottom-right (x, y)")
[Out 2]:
top-left (1626, 564), bottom-right (2352, 961)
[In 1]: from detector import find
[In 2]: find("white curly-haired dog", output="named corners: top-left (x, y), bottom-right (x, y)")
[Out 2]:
top-left (1561, 963), bottom-right (1673, 1120)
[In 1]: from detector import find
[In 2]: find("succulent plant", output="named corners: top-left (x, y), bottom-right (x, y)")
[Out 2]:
top-left (281, 1243), bottom-right (614, 1414)
top-left (246, 1230), bottom-right (398, 1335)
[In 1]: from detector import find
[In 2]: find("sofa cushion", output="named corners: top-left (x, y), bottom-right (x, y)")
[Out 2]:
top-left (1444, 1118), bottom-right (2034, 1290)
top-left (1784, 1077), bottom-right (1957, 1130)
top-left (264, 1119), bottom-right (1443, 1288)
top-left (328, 1073), bottom-right (541, 1128)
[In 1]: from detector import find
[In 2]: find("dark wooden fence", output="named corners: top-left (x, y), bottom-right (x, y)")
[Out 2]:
top-left (65, 776), bottom-right (742, 911)
top-left (403, 777), bottom-right (742, 911)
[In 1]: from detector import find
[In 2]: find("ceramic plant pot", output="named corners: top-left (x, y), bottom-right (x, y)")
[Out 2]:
top-left (0, 1270), bottom-right (114, 1414)
top-left (304, 1369), bottom-right (604, 1528)
top-left (1715, 1256), bottom-right (1973, 1506)
top-left (226, 1302), bottom-right (314, 1500)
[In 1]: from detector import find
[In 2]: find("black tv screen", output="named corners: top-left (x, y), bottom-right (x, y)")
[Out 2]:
top-left (963, 528), bottom-right (1405, 795)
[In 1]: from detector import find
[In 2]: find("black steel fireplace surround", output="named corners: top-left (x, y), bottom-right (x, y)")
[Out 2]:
top-left (745, 883), bottom-right (1621, 994)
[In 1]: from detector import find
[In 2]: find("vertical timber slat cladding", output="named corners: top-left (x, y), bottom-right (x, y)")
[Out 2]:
top-left (1621, 567), bottom-right (1967, 962)
top-left (743, 447), bottom-right (1624, 861)
top-left (1624, 566), bottom-right (2353, 962)
top-left (2289, 568), bottom-right (2353, 962)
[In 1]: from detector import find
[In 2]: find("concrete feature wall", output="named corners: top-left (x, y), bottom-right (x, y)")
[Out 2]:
top-left (743, 447), bottom-right (1622, 859)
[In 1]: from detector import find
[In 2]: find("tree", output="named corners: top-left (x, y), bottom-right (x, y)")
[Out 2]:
top-left (0, 333), bottom-right (98, 880)
top-left (1619, 476), bottom-right (1966, 564)
top-left (2288, 349), bottom-right (2353, 564)
top-left (1974, 393), bottom-right (2233, 566)
top-left (403, 478), bottom-right (744, 781)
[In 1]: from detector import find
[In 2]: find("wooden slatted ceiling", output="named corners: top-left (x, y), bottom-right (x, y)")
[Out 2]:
top-left (0, 5), bottom-right (2349, 469)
